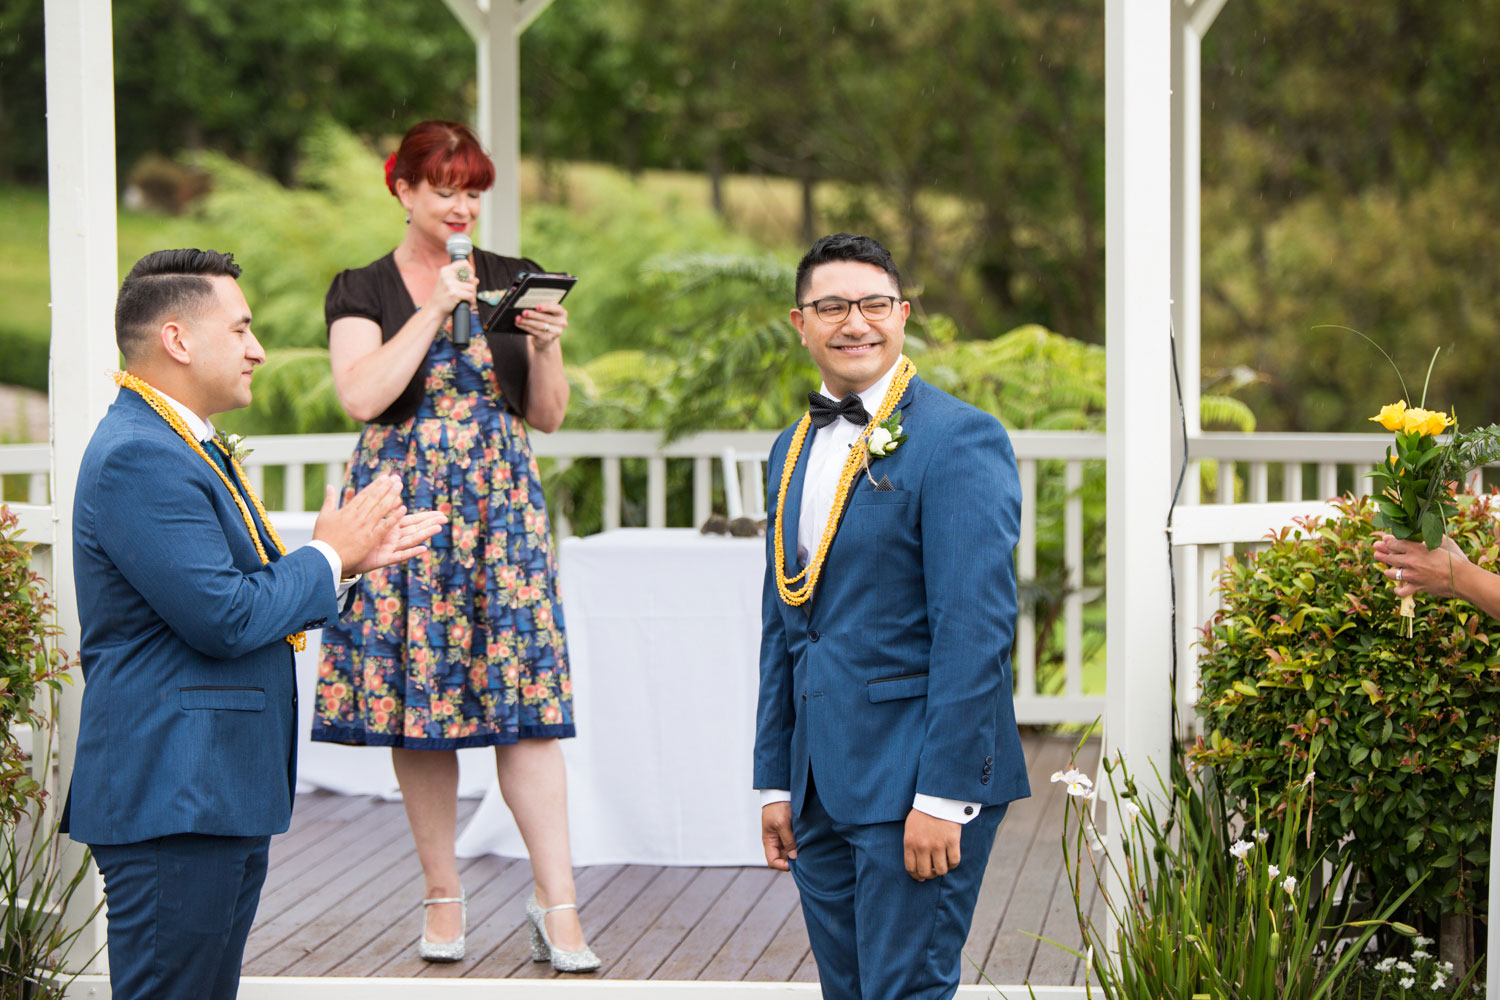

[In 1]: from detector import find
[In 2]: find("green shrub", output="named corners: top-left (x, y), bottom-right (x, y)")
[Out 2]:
top-left (0, 506), bottom-right (72, 827)
top-left (0, 327), bottom-right (47, 394)
top-left (1192, 494), bottom-right (1500, 923)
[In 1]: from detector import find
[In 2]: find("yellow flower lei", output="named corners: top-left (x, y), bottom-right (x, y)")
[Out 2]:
top-left (773, 356), bottom-right (916, 606)
top-left (112, 371), bottom-right (306, 651)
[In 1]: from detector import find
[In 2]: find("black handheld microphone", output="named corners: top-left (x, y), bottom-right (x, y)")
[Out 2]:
top-left (446, 232), bottom-right (474, 347)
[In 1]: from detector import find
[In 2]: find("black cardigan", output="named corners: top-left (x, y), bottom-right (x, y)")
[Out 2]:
top-left (324, 249), bottom-right (540, 424)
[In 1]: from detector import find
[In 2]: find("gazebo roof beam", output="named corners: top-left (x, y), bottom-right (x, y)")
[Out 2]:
top-left (1187, 0), bottom-right (1231, 36)
top-left (440, 0), bottom-right (556, 40)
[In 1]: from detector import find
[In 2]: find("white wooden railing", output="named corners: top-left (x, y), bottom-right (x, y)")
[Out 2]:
top-left (0, 430), bottom-right (1448, 728)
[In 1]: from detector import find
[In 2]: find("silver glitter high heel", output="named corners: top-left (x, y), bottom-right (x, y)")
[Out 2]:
top-left (418, 894), bottom-right (466, 962)
top-left (526, 893), bottom-right (601, 972)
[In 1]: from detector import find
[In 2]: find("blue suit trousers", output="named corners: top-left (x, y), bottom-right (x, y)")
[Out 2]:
top-left (791, 774), bottom-right (1007, 1000)
top-left (91, 833), bottom-right (271, 1000)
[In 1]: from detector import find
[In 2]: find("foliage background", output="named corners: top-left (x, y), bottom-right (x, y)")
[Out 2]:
top-left (3, 0), bottom-right (1499, 434)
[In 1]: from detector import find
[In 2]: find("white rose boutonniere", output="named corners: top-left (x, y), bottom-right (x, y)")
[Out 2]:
top-left (214, 429), bottom-right (254, 466)
top-left (866, 414), bottom-right (906, 458)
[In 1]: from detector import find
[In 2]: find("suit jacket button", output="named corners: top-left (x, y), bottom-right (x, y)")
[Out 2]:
top-left (807, 629), bottom-right (820, 642)
top-left (963, 806), bottom-right (975, 816)
top-left (801, 693), bottom-right (807, 701)
top-left (981, 775), bottom-right (991, 785)
top-left (984, 755), bottom-right (993, 764)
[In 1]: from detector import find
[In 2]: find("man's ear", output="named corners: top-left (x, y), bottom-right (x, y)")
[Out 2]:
top-left (789, 307), bottom-right (807, 347)
top-left (159, 319), bottom-right (192, 365)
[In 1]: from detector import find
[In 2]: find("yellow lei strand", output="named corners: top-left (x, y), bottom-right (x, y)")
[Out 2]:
top-left (111, 371), bottom-right (306, 651)
top-left (773, 356), bottom-right (915, 606)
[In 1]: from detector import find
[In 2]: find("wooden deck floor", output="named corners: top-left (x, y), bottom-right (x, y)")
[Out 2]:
top-left (244, 730), bottom-right (1101, 987)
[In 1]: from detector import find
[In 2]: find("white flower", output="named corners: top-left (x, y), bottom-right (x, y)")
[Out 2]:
top-left (1411, 949), bottom-right (1431, 960)
top-left (1229, 840), bottom-right (1254, 859)
top-left (1267, 865), bottom-right (1280, 878)
top-left (1440, 961), bottom-right (1454, 973)
top-left (868, 427), bottom-right (894, 456)
top-left (1431, 973), bottom-right (1447, 990)
top-left (1395, 960), bottom-right (1415, 974)
top-left (1253, 828), bottom-right (1270, 842)
top-left (1414, 935), bottom-right (1434, 947)
top-left (1066, 780), bottom-right (1092, 798)
top-left (1281, 875), bottom-right (1298, 894)
top-left (1400, 977), bottom-right (1415, 989)
top-left (1124, 801), bottom-right (1142, 823)
top-left (1375, 957), bottom-right (1397, 973)
top-left (1050, 770), bottom-right (1066, 783)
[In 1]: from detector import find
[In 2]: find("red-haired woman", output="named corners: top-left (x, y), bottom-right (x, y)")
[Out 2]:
top-left (313, 120), bottom-right (596, 971)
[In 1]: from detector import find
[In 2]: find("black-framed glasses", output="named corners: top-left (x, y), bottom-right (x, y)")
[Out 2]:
top-left (797, 295), bottom-right (901, 324)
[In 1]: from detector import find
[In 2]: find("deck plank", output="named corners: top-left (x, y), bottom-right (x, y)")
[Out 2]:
top-left (960, 732), bottom-right (1066, 984)
top-left (245, 730), bottom-right (1101, 986)
top-left (607, 866), bottom-right (740, 980)
top-left (695, 870), bottom-right (802, 981)
top-left (743, 902), bottom-right (812, 981)
top-left (652, 866), bottom-right (778, 980)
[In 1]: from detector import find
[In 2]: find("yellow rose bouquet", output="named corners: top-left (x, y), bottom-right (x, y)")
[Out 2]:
top-left (1366, 398), bottom-right (1500, 635)
top-left (1367, 400), bottom-right (1456, 548)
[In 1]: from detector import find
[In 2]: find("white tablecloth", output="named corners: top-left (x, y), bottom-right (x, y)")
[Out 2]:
top-left (453, 528), bottom-right (768, 866)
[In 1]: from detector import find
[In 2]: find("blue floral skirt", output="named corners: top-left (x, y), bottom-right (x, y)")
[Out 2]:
top-left (312, 334), bottom-right (575, 748)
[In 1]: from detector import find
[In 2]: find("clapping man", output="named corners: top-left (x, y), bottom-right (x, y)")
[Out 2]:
top-left (754, 234), bottom-right (1030, 999)
top-left (61, 249), bottom-right (446, 1000)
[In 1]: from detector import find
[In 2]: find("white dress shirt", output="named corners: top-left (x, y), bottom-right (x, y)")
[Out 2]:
top-left (155, 389), bottom-right (350, 596)
top-left (760, 361), bottom-right (981, 825)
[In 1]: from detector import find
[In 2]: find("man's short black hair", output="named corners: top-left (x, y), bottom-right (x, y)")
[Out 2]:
top-left (115, 249), bottom-right (242, 360)
top-left (794, 233), bottom-right (903, 304)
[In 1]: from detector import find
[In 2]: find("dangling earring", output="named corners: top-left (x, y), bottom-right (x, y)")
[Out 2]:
top-left (404, 212), bottom-right (411, 225)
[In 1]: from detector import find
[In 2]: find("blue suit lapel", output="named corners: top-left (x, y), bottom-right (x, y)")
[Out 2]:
top-left (781, 423), bottom-right (815, 577)
top-left (203, 437), bottom-right (277, 560)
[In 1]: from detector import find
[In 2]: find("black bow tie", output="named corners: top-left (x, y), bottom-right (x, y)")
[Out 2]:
top-left (808, 392), bottom-right (870, 429)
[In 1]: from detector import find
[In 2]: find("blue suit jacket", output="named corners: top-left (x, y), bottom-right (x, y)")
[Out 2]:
top-left (62, 391), bottom-right (339, 845)
top-left (753, 376), bottom-right (1030, 825)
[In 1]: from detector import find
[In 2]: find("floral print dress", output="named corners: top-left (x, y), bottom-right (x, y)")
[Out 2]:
top-left (313, 312), bottom-right (574, 748)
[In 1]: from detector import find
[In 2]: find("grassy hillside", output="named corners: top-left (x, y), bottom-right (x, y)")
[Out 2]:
top-left (0, 156), bottom-right (976, 398)
top-left (0, 184), bottom-right (233, 394)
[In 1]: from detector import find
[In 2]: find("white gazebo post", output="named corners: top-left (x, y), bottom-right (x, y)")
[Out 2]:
top-left (44, 0), bottom-right (123, 972)
top-left (1104, 0), bottom-right (1175, 942)
top-left (442, 0), bottom-right (555, 256)
top-left (1168, 0), bottom-right (1229, 709)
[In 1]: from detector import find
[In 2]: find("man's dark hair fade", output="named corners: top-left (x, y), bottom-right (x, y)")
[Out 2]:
top-left (794, 233), bottom-right (903, 305)
top-left (114, 249), bottom-right (242, 360)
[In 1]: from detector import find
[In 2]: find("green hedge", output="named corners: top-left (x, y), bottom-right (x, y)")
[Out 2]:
top-left (1193, 494), bottom-right (1500, 920)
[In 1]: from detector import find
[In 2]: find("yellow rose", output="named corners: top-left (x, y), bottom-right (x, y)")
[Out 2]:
top-left (1401, 407), bottom-right (1433, 435)
top-left (1419, 409), bottom-right (1454, 438)
top-left (1370, 400), bottom-right (1407, 431)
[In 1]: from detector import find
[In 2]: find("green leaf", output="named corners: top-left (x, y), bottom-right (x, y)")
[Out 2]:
top-left (1421, 508), bottom-right (1445, 550)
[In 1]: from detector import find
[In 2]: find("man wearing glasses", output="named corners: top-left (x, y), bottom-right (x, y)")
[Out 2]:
top-left (754, 232), bottom-right (1029, 999)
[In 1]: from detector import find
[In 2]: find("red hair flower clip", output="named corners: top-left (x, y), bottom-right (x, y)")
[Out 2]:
top-left (384, 151), bottom-right (398, 194)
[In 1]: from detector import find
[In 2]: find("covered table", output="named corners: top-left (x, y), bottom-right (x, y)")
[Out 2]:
top-left (454, 528), bottom-right (767, 866)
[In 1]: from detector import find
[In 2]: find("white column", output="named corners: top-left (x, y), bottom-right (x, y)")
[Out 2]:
top-left (1170, 1), bottom-right (1202, 478)
top-left (477, 3), bottom-right (522, 256)
top-left (1104, 0), bottom-right (1174, 900)
top-left (44, 0), bottom-right (121, 972)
